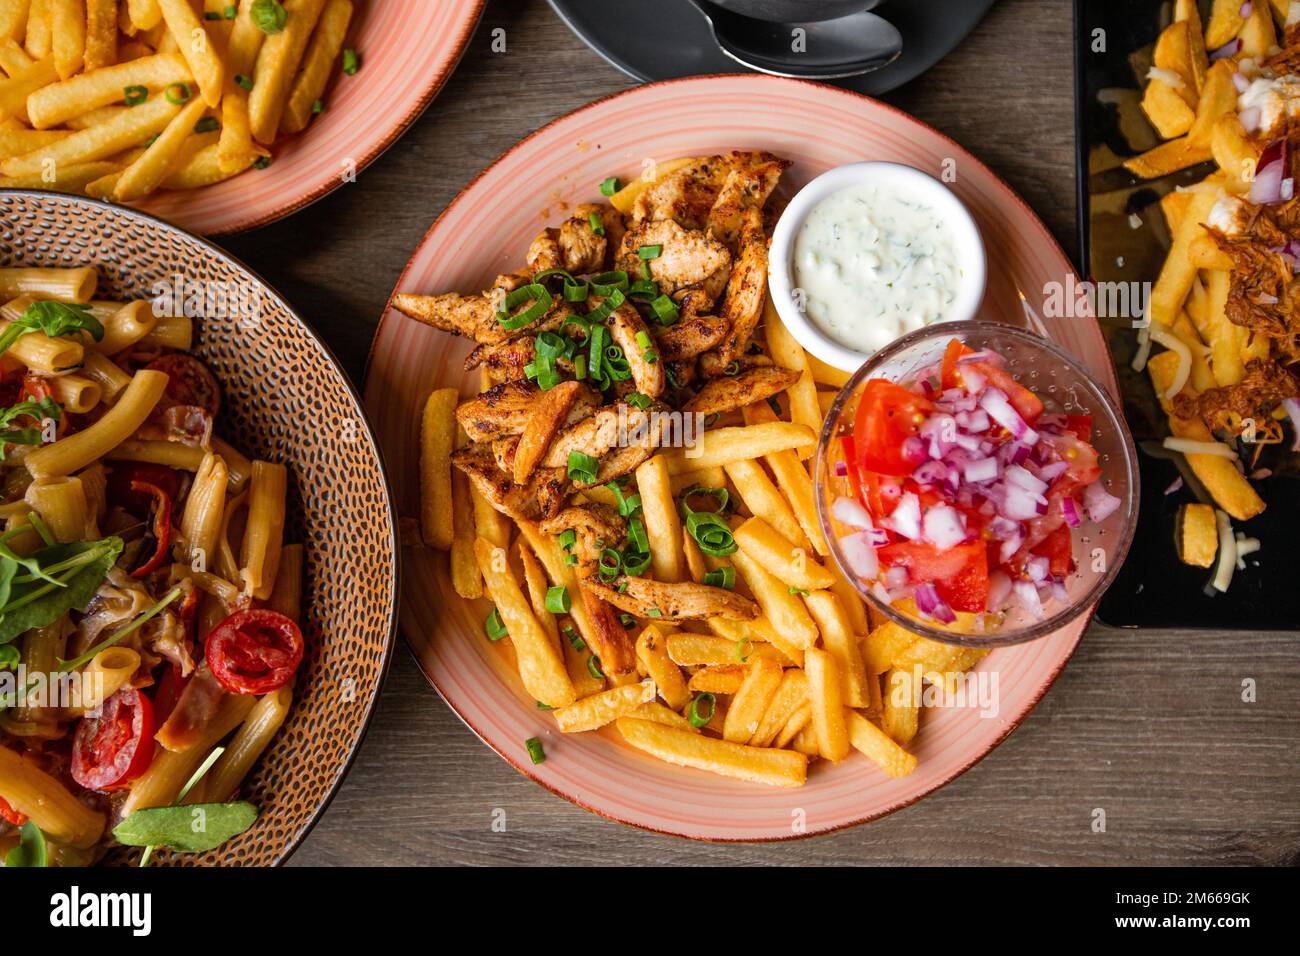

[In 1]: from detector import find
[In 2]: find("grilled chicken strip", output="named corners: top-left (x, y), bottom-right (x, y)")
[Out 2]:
top-left (607, 304), bottom-right (665, 398)
top-left (632, 151), bottom-right (785, 232)
top-left (464, 337), bottom-right (535, 383)
top-left (653, 311), bottom-right (729, 362)
top-left (452, 443), bottom-right (541, 520)
top-left (526, 203), bottom-right (614, 275)
top-left (706, 158), bottom-right (789, 248)
top-left (701, 207), bottom-right (768, 374)
top-left (619, 220), bottom-right (731, 301)
top-left (455, 381), bottom-right (539, 443)
top-left (514, 381), bottom-right (600, 484)
top-left (587, 577), bottom-right (759, 621)
top-left (540, 504), bottom-right (626, 574)
top-left (577, 583), bottom-right (638, 675)
top-left (392, 292), bottom-right (504, 344)
top-left (682, 366), bottom-right (801, 416)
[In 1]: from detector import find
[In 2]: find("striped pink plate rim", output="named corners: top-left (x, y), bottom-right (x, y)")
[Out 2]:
top-left (135, 0), bottom-right (484, 235)
top-left (364, 74), bottom-right (1110, 841)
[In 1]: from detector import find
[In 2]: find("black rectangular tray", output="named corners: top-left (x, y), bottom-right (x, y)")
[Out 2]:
top-left (1075, 0), bottom-right (1300, 628)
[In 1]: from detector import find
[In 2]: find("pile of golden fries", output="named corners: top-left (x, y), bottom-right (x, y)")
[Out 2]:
top-left (416, 162), bottom-right (989, 788)
top-left (0, 0), bottom-right (355, 202)
top-left (1124, 0), bottom-right (1282, 570)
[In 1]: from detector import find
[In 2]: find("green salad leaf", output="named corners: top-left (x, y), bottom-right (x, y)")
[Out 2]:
top-left (114, 802), bottom-right (258, 852)
top-left (0, 536), bottom-right (123, 645)
top-left (5, 821), bottom-right (48, 867)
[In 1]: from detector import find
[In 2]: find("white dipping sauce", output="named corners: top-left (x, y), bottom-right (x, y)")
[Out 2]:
top-left (792, 181), bottom-right (964, 354)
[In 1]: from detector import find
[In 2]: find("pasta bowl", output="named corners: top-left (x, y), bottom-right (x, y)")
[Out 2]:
top-left (0, 191), bottom-right (398, 866)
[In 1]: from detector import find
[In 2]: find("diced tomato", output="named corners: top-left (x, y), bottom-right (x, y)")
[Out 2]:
top-left (70, 688), bottom-right (155, 792)
top-left (1032, 524), bottom-right (1074, 579)
top-left (1037, 431), bottom-right (1103, 498)
top-left (853, 378), bottom-right (933, 477)
top-left (961, 360), bottom-right (1044, 424)
top-left (206, 609), bottom-right (304, 695)
top-left (1064, 414), bottom-right (1094, 442)
top-left (940, 338), bottom-right (976, 391)
top-left (859, 470), bottom-right (905, 519)
top-left (879, 539), bottom-right (989, 613)
top-left (0, 794), bottom-right (26, 826)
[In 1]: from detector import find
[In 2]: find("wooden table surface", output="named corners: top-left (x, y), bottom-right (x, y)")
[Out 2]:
top-left (220, 0), bottom-right (1300, 866)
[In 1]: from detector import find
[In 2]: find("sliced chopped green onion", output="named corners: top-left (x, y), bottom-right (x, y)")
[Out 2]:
top-left (573, 353), bottom-right (588, 380)
top-left (497, 283), bottom-right (553, 330)
top-left (619, 613), bottom-right (637, 629)
top-left (637, 244), bottom-right (663, 259)
top-left (123, 85), bottom-right (148, 106)
top-left (625, 392), bottom-right (651, 410)
top-left (681, 484), bottom-right (730, 514)
top-left (607, 481), bottom-right (642, 517)
top-left (689, 692), bottom-right (716, 728)
top-left (599, 176), bottom-right (620, 196)
top-left (194, 117), bottom-right (220, 133)
top-left (588, 211), bottom-right (605, 236)
top-left (735, 637), bottom-right (752, 662)
top-left (788, 586), bottom-right (809, 597)
top-left (587, 655), bottom-right (605, 680)
top-left (563, 552), bottom-right (578, 566)
top-left (621, 547), bottom-right (651, 576)
top-left (628, 279), bottom-right (659, 299)
top-left (165, 82), bottom-right (192, 105)
top-left (567, 450), bottom-right (598, 484)
top-left (544, 585), bottom-right (571, 614)
top-left (589, 270), bottom-right (629, 296)
top-left (767, 395), bottom-right (782, 416)
top-left (312, 99), bottom-right (324, 115)
top-left (485, 608), bottom-right (508, 641)
top-left (253, 155), bottom-right (272, 169)
top-left (703, 565), bottom-right (736, 590)
top-left (597, 548), bottom-right (622, 582)
top-left (558, 528), bottom-right (577, 551)
top-left (536, 701), bottom-right (554, 711)
top-left (634, 330), bottom-right (652, 351)
top-left (224, 4), bottom-right (237, 18)
top-left (627, 517), bottom-right (649, 553)
top-left (724, 360), bottom-right (741, 376)
top-left (525, 737), bottom-right (545, 764)
top-left (649, 294), bottom-right (679, 325)
top-left (342, 48), bottom-right (360, 75)
top-left (235, 73), bottom-right (254, 90)
top-left (684, 511), bottom-right (736, 557)
top-left (564, 625), bottom-right (585, 651)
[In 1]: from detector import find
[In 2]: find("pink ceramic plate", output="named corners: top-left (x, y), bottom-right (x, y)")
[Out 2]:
top-left (136, 0), bottom-right (484, 235)
top-left (364, 74), bottom-right (1116, 840)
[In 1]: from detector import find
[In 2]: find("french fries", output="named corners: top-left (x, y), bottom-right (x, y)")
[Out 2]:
top-left (616, 717), bottom-right (807, 788)
top-left (0, 0), bottom-right (357, 200)
top-left (419, 388), bottom-right (458, 550)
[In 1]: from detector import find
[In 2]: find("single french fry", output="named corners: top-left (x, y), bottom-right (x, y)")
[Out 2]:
top-left (0, 159), bottom-right (118, 191)
top-left (631, 700), bottom-right (696, 731)
top-left (1205, 0), bottom-right (1246, 48)
top-left (749, 668), bottom-right (808, 747)
top-left (880, 667), bottom-right (919, 745)
top-left (516, 539), bottom-right (557, 643)
top-left (665, 631), bottom-right (787, 668)
top-left (682, 531), bottom-right (706, 583)
top-left (128, 0), bottom-right (162, 30)
top-left (762, 297), bottom-right (821, 454)
top-left (474, 537), bottom-right (575, 709)
top-left (1188, 60), bottom-right (1238, 149)
top-left (724, 458), bottom-right (808, 550)
top-left (804, 647), bottom-right (850, 762)
top-left (1178, 502), bottom-right (1219, 568)
top-left (553, 679), bottom-right (655, 733)
top-left (730, 546), bottom-right (819, 649)
top-left (688, 665), bottom-right (744, 694)
top-left (847, 710), bottom-right (917, 778)
top-left (827, 560), bottom-right (870, 637)
top-left (742, 404), bottom-right (828, 554)
top-left (1148, 186), bottom-right (1219, 326)
top-left (1174, 0), bottom-right (1208, 91)
top-left (1239, 0), bottom-right (1275, 56)
top-left (217, 0), bottom-right (267, 172)
top-left (706, 615), bottom-right (803, 669)
top-left (23, 0), bottom-right (49, 59)
top-left (635, 623), bottom-right (690, 710)
top-left (616, 716), bottom-right (807, 787)
top-left (774, 700), bottom-right (811, 749)
top-left (1210, 113), bottom-right (1255, 194)
top-left (156, 0), bottom-right (222, 105)
top-left (1123, 134), bottom-right (1213, 179)
top-left (562, 626), bottom-right (604, 698)
top-left (281, 0), bottom-right (350, 134)
top-left (0, 36), bottom-right (32, 74)
top-left (1153, 20), bottom-right (1197, 105)
top-left (658, 421), bottom-right (816, 474)
top-left (26, 52), bottom-right (191, 128)
top-left (49, 0), bottom-right (84, 79)
top-left (470, 482), bottom-right (511, 550)
top-left (804, 589), bottom-right (871, 709)
top-left (247, 0), bottom-right (326, 143)
top-left (669, 464), bottom-right (727, 496)
top-left (2, 91), bottom-right (178, 176)
top-left (608, 156), bottom-right (698, 215)
top-left (734, 516), bottom-right (834, 591)
top-left (1141, 79), bottom-right (1195, 138)
top-left (449, 468), bottom-right (481, 599)
top-left (418, 388), bottom-right (457, 550)
top-left (84, 0), bottom-right (117, 71)
top-left (112, 95), bottom-right (205, 201)
top-left (722, 658), bottom-right (783, 743)
top-left (0, 126), bottom-right (68, 159)
top-left (160, 136), bottom-right (256, 189)
top-left (0, 56), bottom-right (56, 122)
top-left (635, 454), bottom-right (684, 583)
top-left (0, 0), bottom-right (27, 42)
top-left (862, 619), bottom-right (918, 675)
top-left (1198, 268), bottom-right (1244, 387)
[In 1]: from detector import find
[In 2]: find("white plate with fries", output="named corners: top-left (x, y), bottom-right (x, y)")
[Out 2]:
top-left (0, 0), bottom-right (483, 235)
top-left (365, 75), bottom-right (1121, 840)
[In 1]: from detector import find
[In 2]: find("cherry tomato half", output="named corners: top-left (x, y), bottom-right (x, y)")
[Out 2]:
top-left (853, 379), bottom-right (933, 477)
top-left (70, 687), bottom-right (155, 793)
top-left (939, 338), bottom-right (975, 391)
top-left (206, 609), bottom-right (304, 695)
top-left (960, 360), bottom-right (1044, 424)
top-left (145, 354), bottom-right (221, 417)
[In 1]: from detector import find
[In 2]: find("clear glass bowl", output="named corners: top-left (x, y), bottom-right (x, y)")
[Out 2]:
top-left (815, 321), bottom-right (1139, 647)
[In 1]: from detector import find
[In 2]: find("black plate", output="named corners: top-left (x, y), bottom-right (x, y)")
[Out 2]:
top-left (1076, 0), bottom-right (1300, 628)
top-left (549, 0), bottom-right (996, 96)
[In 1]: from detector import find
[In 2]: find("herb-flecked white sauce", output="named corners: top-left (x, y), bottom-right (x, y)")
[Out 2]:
top-left (793, 182), bottom-right (963, 354)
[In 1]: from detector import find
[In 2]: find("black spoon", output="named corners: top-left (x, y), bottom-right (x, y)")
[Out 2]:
top-left (687, 0), bottom-right (902, 79)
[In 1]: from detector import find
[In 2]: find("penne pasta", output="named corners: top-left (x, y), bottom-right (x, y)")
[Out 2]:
top-left (239, 459), bottom-right (287, 600)
top-left (25, 474), bottom-right (95, 541)
top-left (180, 451), bottom-right (228, 571)
top-left (196, 686), bottom-right (293, 804)
top-left (0, 745), bottom-right (106, 847)
top-left (25, 368), bottom-right (166, 476)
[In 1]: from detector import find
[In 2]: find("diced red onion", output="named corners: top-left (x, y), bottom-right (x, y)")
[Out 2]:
top-left (838, 531), bottom-right (879, 580)
top-left (999, 482), bottom-right (1044, 521)
top-left (1164, 476), bottom-right (1184, 495)
top-left (980, 387), bottom-right (1038, 445)
top-left (963, 457), bottom-right (999, 483)
top-left (922, 504), bottom-right (966, 549)
top-left (1250, 139), bottom-right (1288, 205)
top-left (999, 532), bottom-right (1023, 564)
top-left (1082, 481), bottom-right (1122, 522)
top-left (1051, 580), bottom-right (1069, 603)
top-left (1240, 0), bottom-right (1252, 16)
top-left (914, 582), bottom-right (956, 623)
top-left (1005, 464), bottom-right (1048, 495)
top-left (832, 495), bottom-right (873, 529)
top-left (1012, 579), bottom-right (1045, 618)
top-left (913, 460), bottom-right (949, 487)
top-left (1026, 555), bottom-right (1050, 583)
top-left (1256, 292), bottom-right (1279, 305)
top-left (884, 491), bottom-right (922, 540)
top-left (1284, 178), bottom-right (1296, 202)
top-left (884, 565), bottom-right (908, 589)
top-left (867, 528), bottom-right (890, 547)
top-left (834, 460), bottom-right (847, 477)
top-left (987, 570), bottom-right (1012, 611)
top-left (1062, 496), bottom-right (1082, 528)
top-left (1239, 105), bottom-right (1261, 132)
top-left (1210, 38), bottom-right (1242, 61)
top-left (1232, 71), bottom-right (1250, 93)
top-left (961, 367), bottom-right (986, 395)
top-left (1038, 460), bottom-right (1069, 483)
top-left (956, 349), bottom-right (1002, 367)
top-left (901, 436), bottom-right (926, 467)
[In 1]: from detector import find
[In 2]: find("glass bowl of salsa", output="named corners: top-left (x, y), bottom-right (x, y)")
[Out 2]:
top-left (816, 321), bottom-right (1139, 647)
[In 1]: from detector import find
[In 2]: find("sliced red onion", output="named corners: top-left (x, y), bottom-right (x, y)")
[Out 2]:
top-left (1239, 105), bottom-right (1261, 133)
top-left (963, 457), bottom-right (999, 483)
top-left (914, 581), bottom-right (956, 624)
top-left (833, 460), bottom-right (847, 477)
top-left (956, 349), bottom-right (1003, 367)
top-left (1062, 495), bottom-right (1082, 528)
top-left (987, 570), bottom-right (1012, 611)
top-left (1251, 139), bottom-right (1288, 205)
top-left (981, 387), bottom-right (1039, 445)
top-left (838, 530), bottom-right (879, 580)
top-left (1026, 555), bottom-right (1050, 583)
top-left (1256, 292), bottom-right (1279, 305)
top-left (884, 491), bottom-right (922, 540)
top-left (832, 495), bottom-right (873, 529)
top-left (922, 503), bottom-right (966, 549)
top-left (1012, 579), bottom-right (1045, 618)
top-left (1283, 397), bottom-right (1300, 451)
top-left (1232, 71), bottom-right (1250, 93)
top-left (1082, 481), bottom-right (1122, 522)
top-left (1210, 38), bottom-right (1242, 61)
top-left (1005, 463), bottom-right (1048, 495)
top-left (1284, 178), bottom-right (1296, 202)
top-left (884, 565), bottom-right (909, 589)
top-left (1164, 476), bottom-right (1184, 495)
top-left (1038, 460), bottom-right (1069, 483)
top-left (961, 367), bottom-right (986, 395)
top-left (867, 528), bottom-right (891, 547)
top-left (1240, 0), bottom-right (1252, 16)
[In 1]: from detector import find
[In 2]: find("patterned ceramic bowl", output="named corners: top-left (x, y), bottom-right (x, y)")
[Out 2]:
top-left (0, 191), bottom-right (398, 866)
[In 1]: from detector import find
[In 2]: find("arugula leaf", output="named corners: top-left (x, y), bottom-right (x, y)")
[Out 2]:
top-left (5, 821), bottom-right (48, 867)
top-left (0, 301), bottom-right (104, 359)
top-left (0, 642), bottom-right (17, 670)
top-left (0, 396), bottom-right (59, 460)
top-left (0, 536), bottom-right (122, 645)
top-left (113, 802), bottom-right (258, 852)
